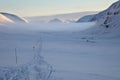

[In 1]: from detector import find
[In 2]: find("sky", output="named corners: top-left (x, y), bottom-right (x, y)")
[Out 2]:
top-left (0, 0), bottom-right (118, 17)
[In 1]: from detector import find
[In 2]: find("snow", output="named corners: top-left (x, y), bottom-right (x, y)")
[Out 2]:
top-left (0, 1), bottom-right (120, 79)
top-left (0, 14), bottom-right (13, 24)
top-left (77, 14), bottom-right (95, 22)
top-left (0, 21), bottom-right (120, 80)
top-left (40, 30), bottom-right (120, 80)
top-left (0, 12), bottom-right (28, 24)
top-left (91, 0), bottom-right (120, 26)
top-left (0, 23), bottom-right (52, 80)
top-left (48, 18), bottom-right (63, 23)
top-left (76, 0), bottom-right (120, 37)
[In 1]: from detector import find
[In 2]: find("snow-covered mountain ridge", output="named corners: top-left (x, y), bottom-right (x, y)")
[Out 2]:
top-left (91, 0), bottom-right (120, 27)
top-left (77, 14), bottom-right (95, 22)
top-left (0, 12), bottom-right (28, 25)
top-left (48, 18), bottom-right (62, 23)
top-left (0, 14), bottom-right (13, 24)
top-left (79, 0), bottom-right (120, 37)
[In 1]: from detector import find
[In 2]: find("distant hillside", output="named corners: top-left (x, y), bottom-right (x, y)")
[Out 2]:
top-left (77, 14), bottom-right (95, 22)
top-left (48, 18), bottom-right (62, 23)
top-left (26, 11), bottom-right (97, 23)
top-left (0, 14), bottom-right (13, 25)
top-left (0, 12), bottom-right (28, 25)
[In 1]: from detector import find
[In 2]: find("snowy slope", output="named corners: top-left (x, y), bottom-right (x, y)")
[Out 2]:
top-left (77, 14), bottom-right (95, 22)
top-left (91, 1), bottom-right (120, 21)
top-left (80, 0), bottom-right (120, 37)
top-left (48, 18), bottom-right (62, 23)
top-left (0, 12), bottom-right (28, 24)
top-left (91, 0), bottom-right (120, 26)
top-left (0, 14), bottom-right (13, 25)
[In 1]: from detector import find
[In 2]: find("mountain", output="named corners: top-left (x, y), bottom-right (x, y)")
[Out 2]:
top-left (82, 0), bottom-right (120, 37)
top-left (0, 12), bottom-right (28, 25)
top-left (0, 14), bottom-right (13, 25)
top-left (77, 14), bottom-right (95, 22)
top-left (48, 18), bottom-right (62, 23)
top-left (64, 19), bottom-right (76, 23)
top-left (91, 0), bottom-right (120, 27)
top-left (26, 11), bottom-right (97, 23)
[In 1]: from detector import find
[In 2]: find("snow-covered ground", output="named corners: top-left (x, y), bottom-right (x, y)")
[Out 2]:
top-left (41, 33), bottom-right (120, 80)
top-left (39, 30), bottom-right (120, 80)
top-left (0, 22), bottom-right (120, 80)
top-left (0, 23), bottom-right (52, 80)
top-left (0, 12), bottom-right (28, 25)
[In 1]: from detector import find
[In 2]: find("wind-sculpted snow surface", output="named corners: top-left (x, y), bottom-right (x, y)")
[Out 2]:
top-left (0, 66), bottom-right (29, 80)
top-left (0, 58), bottom-right (52, 80)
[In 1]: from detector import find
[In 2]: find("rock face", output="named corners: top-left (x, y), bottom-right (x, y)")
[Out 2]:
top-left (0, 12), bottom-right (28, 25)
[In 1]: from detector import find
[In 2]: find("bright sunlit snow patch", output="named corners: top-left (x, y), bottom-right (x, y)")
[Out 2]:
top-left (0, 14), bottom-right (13, 24)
